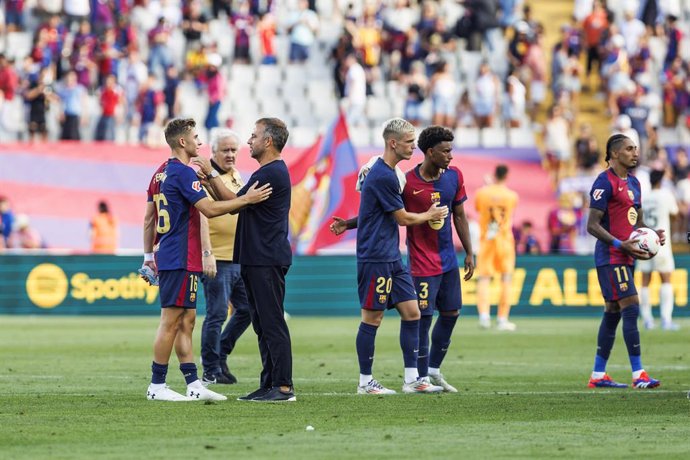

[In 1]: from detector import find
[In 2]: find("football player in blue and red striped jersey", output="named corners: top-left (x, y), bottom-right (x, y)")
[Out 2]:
top-left (401, 126), bottom-right (474, 392)
top-left (586, 134), bottom-right (664, 389)
top-left (142, 118), bottom-right (271, 402)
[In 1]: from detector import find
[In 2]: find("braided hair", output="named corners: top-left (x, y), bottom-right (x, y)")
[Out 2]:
top-left (604, 134), bottom-right (629, 163)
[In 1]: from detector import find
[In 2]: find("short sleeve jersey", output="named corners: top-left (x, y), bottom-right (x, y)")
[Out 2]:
top-left (474, 183), bottom-right (518, 243)
top-left (146, 158), bottom-right (207, 271)
top-left (641, 187), bottom-right (678, 235)
top-left (589, 168), bottom-right (641, 266)
top-left (403, 165), bottom-right (467, 276)
top-left (357, 158), bottom-right (405, 263)
top-left (233, 159), bottom-right (292, 266)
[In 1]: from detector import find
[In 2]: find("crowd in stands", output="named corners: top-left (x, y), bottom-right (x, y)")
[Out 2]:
top-left (1, 0), bottom-right (690, 252)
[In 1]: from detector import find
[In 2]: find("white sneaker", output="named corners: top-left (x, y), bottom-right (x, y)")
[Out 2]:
top-left (402, 377), bottom-right (443, 394)
top-left (643, 319), bottom-right (656, 330)
top-left (187, 383), bottom-right (228, 401)
top-left (146, 384), bottom-right (192, 401)
top-left (428, 373), bottom-right (458, 393)
top-left (357, 379), bottom-right (397, 395)
top-left (661, 321), bottom-right (680, 331)
top-left (496, 321), bottom-right (516, 331)
top-left (478, 317), bottom-right (491, 329)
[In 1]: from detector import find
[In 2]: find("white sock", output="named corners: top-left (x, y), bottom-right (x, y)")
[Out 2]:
top-left (359, 374), bottom-right (373, 387)
top-left (187, 379), bottom-right (203, 389)
top-left (497, 317), bottom-right (509, 324)
top-left (591, 371), bottom-right (605, 379)
top-left (659, 283), bottom-right (674, 324)
top-left (632, 369), bottom-right (645, 379)
top-left (479, 313), bottom-right (490, 322)
top-left (639, 286), bottom-right (653, 323)
top-left (428, 367), bottom-right (440, 376)
top-left (149, 382), bottom-right (166, 390)
top-left (404, 367), bottom-right (419, 384)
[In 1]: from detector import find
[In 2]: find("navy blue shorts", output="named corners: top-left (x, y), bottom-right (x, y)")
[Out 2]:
top-left (596, 264), bottom-right (637, 302)
top-left (357, 260), bottom-right (417, 310)
top-left (158, 270), bottom-right (201, 309)
top-left (414, 269), bottom-right (463, 317)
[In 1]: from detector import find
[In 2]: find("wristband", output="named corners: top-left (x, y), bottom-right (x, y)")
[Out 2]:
top-left (144, 252), bottom-right (154, 262)
top-left (611, 239), bottom-right (622, 249)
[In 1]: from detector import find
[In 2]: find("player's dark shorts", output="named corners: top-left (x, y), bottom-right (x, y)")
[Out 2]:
top-left (414, 269), bottom-right (463, 317)
top-left (357, 259), bottom-right (417, 310)
top-left (596, 264), bottom-right (637, 302)
top-left (158, 270), bottom-right (201, 309)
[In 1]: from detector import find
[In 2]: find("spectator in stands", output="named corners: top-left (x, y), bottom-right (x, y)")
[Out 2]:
top-left (525, 24), bottom-right (547, 121)
top-left (504, 69), bottom-right (527, 128)
top-left (403, 60), bottom-right (428, 127)
top-left (147, 16), bottom-right (172, 78)
top-left (0, 53), bottom-right (19, 141)
top-left (121, 50), bottom-right (147, 141)
top-left (429, 60), bottom-right (457, 128)
top-left (612, 114), bottom-right (640, 152)
top-left (672, 148), bottom-right (690, 183)
top-left (619, 7), bottom-right (646, 57)
top-left (625, 85), bottom-right (653, 158)
top-left (181, 0), bottom-right (209, 54)
top-left (663, 14), bottom-right (682, 70)
top-left (95, 29), bottom-right (123, 88)
top-left (343, 53), bottom-right (367, 128)
top-left (95, 74), bottom-right (122, 141)
top-left (204, 54), bottom-right (226, 136)
top-left (24, 66), bottom-right (55, 143)
top-left (257, 12), bottom-right (277, 65)
top-left (64, 0), bottom-right (90, 32)
top-left (0, 196), bottom-right (14, 248)
top-left (90, 200), bottom-right (118, 253)
top-left (9, 214), bottom-right (43, 249)
top-left (136, 72), bottom-right (163, 144)
top-left (544, 104), bottom-right (572, 187)
top-left (456, 89), bottom-right (475, 128)
top-left (163, 65), bottom-right (181, 121)
top-left (661, 56), bottom-right (688, 127)
top-left (547, 192), bottom-right (580, 254)
top-left (287, 0), bottom-right (319, 64)
top-left (231, 1), bottom-right (253, 64)
top-left (91, 0), bottom-right (115, 37)
top-left (582, 0), bottom-right (608, 90)
top-left (574, 122), bottom-right (600, 174)
top-left (5, 0), bottom-right (26, 32)
top-left (516, 220), bottom-right (542, 255)
top-left (473, 61), bottom-right (500, 128)
top-left (56, 70), bottom-right (88, 140)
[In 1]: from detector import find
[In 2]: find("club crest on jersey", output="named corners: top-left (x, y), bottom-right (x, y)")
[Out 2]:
top-left (627, 190), bottom-right (634, 201)
top-left (592, 189), bottom-right (604, 201)
top-left (378, 294), bottom-right (387, 304)
top-left (619, 282), bottom-right (628, 292)
top-left (430, 192), bottom-right (441, 203)
top-left (155, 172), bottom-right (167, 183)
top-left (192, 181), bottom-right (201, 192)
top-left (419, 300), bottom-right (429, 309)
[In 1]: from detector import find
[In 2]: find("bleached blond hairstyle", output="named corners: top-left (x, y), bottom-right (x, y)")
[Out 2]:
top-left (382, 118), bottom-right (415, 142)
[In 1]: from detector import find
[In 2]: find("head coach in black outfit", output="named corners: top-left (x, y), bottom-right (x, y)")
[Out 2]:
top-left (194, 117), bottom-right (294, 402)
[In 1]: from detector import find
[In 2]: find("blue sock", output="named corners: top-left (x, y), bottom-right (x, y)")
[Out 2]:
top-left (417, 315), bottom-right (433, 377)
top-left (621, 305), bottom-right (643, 372)
top-left (180, 362), bottom-right (198, 385)
top-left (400, 319), bottom-right (420, 369)
top-left (356, 322), bottom-right (378, 375)
top-left (151, 361), bottom-right (168, 384)
top-left (593, 311), bottom-right (621, 372)
top-left (430, 315), bottom-right (459, 369)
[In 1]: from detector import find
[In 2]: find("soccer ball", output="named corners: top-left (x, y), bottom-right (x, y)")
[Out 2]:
top-left (629, 227), bottom-right (660, 257)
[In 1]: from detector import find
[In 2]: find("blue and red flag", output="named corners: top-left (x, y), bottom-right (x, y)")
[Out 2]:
top-left (289, 111), bottom-right (360, 254)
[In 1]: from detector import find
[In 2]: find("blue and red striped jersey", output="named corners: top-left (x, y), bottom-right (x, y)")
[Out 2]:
top-left (403, 165), bottom-right (467, 276)
top-left (146, 158), bottom-right (207, 271)
top-left (589, 168), bottom-right (641, 267)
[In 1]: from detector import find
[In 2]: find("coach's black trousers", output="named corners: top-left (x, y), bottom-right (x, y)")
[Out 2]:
top-left (241, 265), bottom-right (293, 388)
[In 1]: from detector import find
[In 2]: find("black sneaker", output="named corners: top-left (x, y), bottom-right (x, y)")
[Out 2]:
top-left (237, 387), bottom-right (271, 401)
top-left (252, 386), bottom-right (296, 402)
top-left (219, 361), bottom-right (238, 384)
top-left (202, 372), bottom-right (235, 385)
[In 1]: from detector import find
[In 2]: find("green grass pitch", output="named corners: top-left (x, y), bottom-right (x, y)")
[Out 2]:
top-left (1, 316), bottom-right (689, 459)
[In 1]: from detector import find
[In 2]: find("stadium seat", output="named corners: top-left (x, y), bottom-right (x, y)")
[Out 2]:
top-left (289, 126), bottom-right (319, 147)
top-left (508, 127), bottom-right (537, 148)
top-left (3, 32), bottom-right (32, 61)
top-left (657, 127), bottom-right (680, 146)
top-left (480, 127), bottom-right (507, 148)
top-left (349, 126), bottom-right (372, 148)
top-left (454, 127), bottom-right (480, 148)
